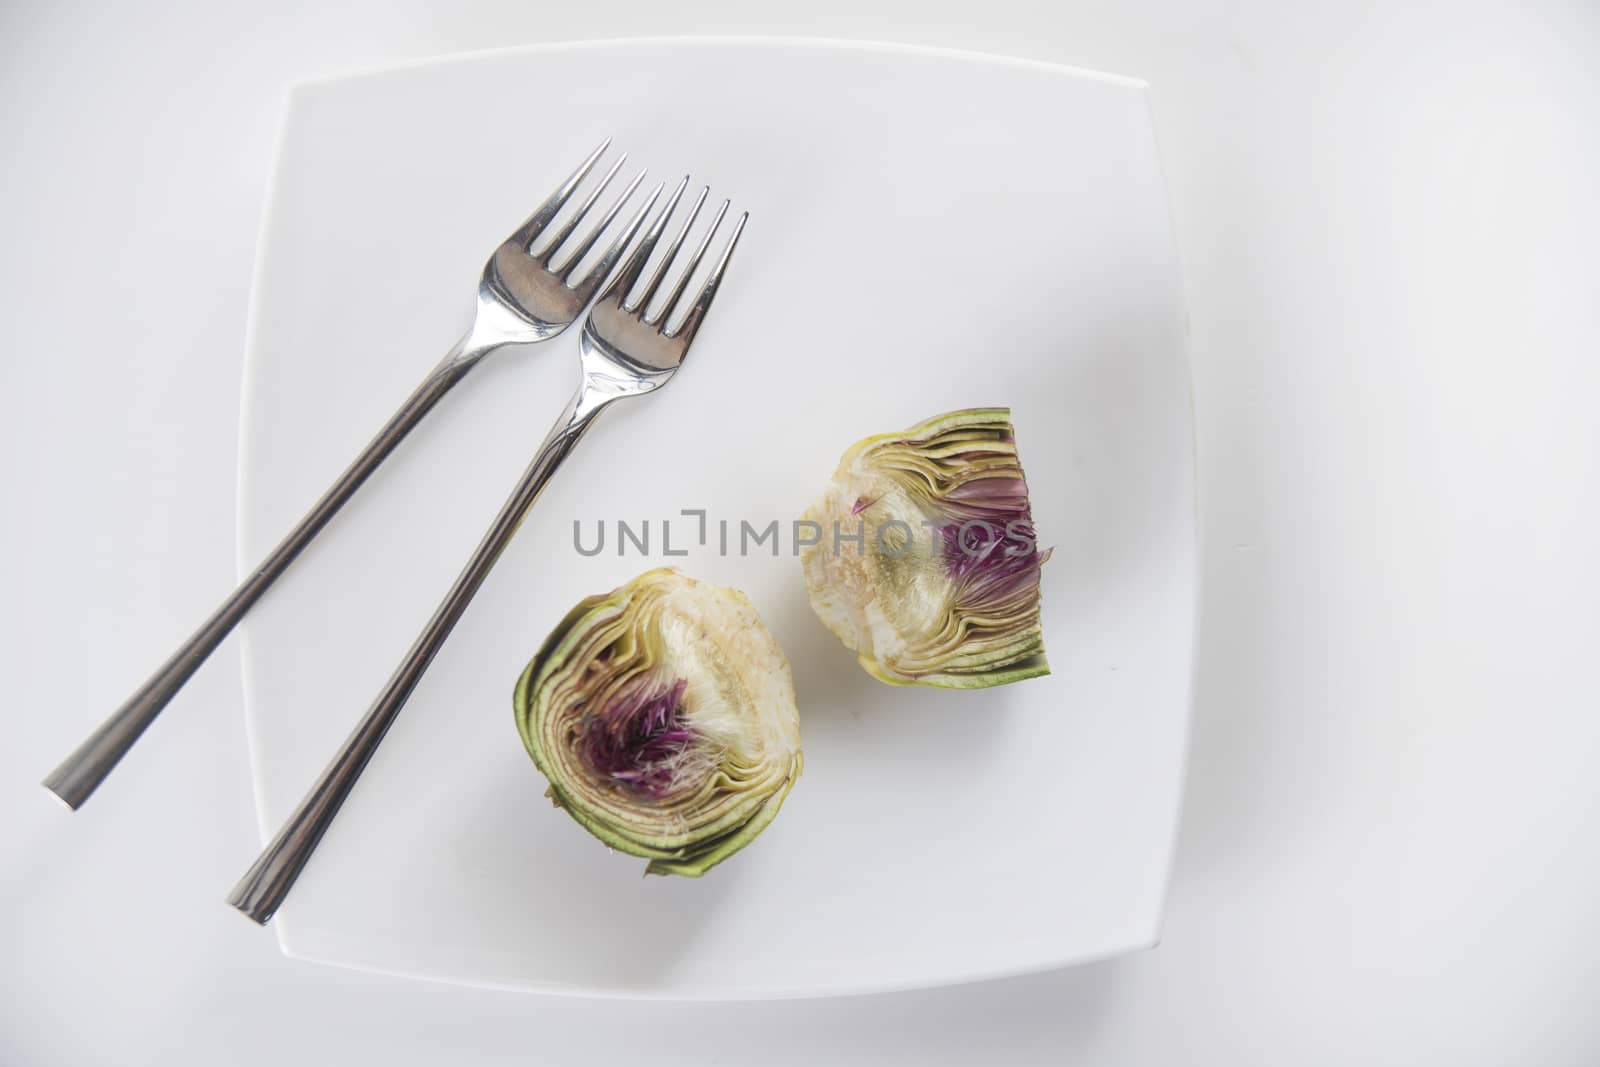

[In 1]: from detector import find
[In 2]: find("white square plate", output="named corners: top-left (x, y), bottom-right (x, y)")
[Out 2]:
top-left (239, 37), bottom-right (1194, 998)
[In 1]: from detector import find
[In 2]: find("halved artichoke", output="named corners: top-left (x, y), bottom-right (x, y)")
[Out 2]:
top-left (800, 408), bottom-right (1051, 688)
top-left (514, 568), bottom-right (802, 876)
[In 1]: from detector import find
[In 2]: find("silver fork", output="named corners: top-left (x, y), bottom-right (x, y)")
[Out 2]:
top-left (228, 176), bottom-right (747, 924)
top-left (44, 140), bottom-right (650, 810)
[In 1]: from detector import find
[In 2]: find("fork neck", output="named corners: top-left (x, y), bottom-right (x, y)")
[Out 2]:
top-left (431, 325), bottom-right (503, 379)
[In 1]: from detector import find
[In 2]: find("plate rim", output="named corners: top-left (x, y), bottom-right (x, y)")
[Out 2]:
top-left (281, 33), bottom-right (1150, 96)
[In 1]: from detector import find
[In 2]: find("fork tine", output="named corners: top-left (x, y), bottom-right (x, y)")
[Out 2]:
top-left (651, 197), bottom-right (729, 328)
top-left (558, 167), bottom-right (647, 281)
top-left (535, 152), bottom-right (628, 264)
top-left (575, 180), bottom-right (665, 297)
top-left (630, 186), bottom-right (708, 314)
top-left (511, 138), bottom-right (611, 247)
top-left (667, 211), bottom-right (748, 345)
top-left (596, 175), bottom-right (689, 307)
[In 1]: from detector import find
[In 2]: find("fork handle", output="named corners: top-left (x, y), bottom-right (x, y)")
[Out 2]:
top-left (43, 348), bottom-right (481, 811)
top-left (227, 386), bottom-right (604, 924)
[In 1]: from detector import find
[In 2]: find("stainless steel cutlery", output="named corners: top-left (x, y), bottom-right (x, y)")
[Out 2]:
top-left (229, 174), bottom-right (746, 924)
top-left (43, 142), bottom-right (749, 924)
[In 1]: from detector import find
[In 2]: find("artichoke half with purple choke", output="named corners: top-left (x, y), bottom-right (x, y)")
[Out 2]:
top-left (515, 568), bottom-right (802, 876)
top-left (801, 408), bottom-right (1051, 689)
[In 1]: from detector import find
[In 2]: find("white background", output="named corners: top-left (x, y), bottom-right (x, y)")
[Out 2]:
top-left (3, 1), bottom-right (1596, 1064)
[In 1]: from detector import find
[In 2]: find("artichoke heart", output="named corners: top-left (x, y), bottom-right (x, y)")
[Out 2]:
top-left (800, 407), bottom-right (1051, 689)
top-left (514, 568), bottom-right (802, 876)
